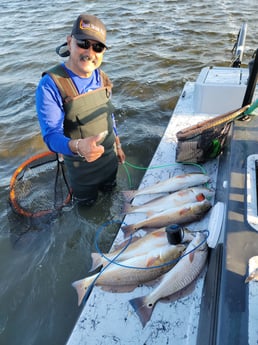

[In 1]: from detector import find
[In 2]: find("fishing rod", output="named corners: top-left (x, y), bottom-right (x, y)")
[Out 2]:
top-left (242, 48), bottom-right (258, 107)
top-left (231, 22), bottom-right (247, 68)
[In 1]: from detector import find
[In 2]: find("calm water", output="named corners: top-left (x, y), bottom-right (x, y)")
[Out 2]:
top-left (0, 0), bottom-right (257, 344)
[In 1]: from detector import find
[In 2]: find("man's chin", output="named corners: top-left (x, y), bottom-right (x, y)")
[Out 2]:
top-left (80, 64), bottom-right (95, 75)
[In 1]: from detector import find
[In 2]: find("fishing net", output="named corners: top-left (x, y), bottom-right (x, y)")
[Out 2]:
top-left (175, 105), bottom-right (250, 163)
top-left (9, 151), bottom-right (72, 218)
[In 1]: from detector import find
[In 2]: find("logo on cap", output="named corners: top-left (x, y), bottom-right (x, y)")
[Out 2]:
top-left (79, 19), bottom-right (105, 39)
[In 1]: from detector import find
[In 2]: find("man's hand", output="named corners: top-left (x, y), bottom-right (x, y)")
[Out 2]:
top-left (82, 133), bottom-right (105, 162)
top-left (70, 132), bottom-right (107, 162)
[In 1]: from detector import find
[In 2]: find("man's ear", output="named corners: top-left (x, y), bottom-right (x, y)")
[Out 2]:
top-left (67, 35), bottom-right (72, 50)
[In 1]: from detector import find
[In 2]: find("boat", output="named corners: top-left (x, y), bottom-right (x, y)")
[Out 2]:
top-left (66, 24), bottom-right (258, 345)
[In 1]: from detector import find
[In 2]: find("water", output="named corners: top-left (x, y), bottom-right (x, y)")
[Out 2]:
top-left (0, 0), bottom-right (257, 344)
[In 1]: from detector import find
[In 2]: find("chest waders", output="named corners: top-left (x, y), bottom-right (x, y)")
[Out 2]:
top-left (45, 64), bottom-right (118, 201)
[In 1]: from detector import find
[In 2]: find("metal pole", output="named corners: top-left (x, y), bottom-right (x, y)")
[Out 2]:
top-left (242, 49), bottom-right (258, 106)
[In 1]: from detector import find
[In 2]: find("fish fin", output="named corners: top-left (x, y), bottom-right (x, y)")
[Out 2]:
top-left (121, 190), bottom-right (137, 203)
top-left (143, 195), bottom-right (167, 203)
top-left (121, 224), bottom-right (136, 237)
top-left (129, 296), bottom-right (154, 328)
top-left (72, 277), bottom-right (94, 306)
top-left (151, 229), bottom-right (166, 238)
top-left (89, 253), bottom-right (104, 272)
top-left (179, 206), bottom-right (191, 216)
top-left (146, 255), bottom-right (159, 267)
top-left (113, 236), bottom-right (141, 251)
top-left (189, 252), bottom-right (195, 262)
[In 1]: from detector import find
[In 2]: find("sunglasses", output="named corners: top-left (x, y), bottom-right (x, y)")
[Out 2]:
top-left (76, 39), bottom-right (106, 53)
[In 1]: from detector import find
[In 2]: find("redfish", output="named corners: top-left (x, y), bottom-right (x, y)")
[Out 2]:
top-left (90, 227), bottom-right (195, 272)
top-left (122, 199), bottom-right (212, 237)
top-left (129, 232), bottom-right (208, 327)
top-left (122, 172), bottom-right (210, 202)
top-left (72, 243), bottom-right (186, 306)
top-left (90, 228), bottom-right (169, 272)
top-left (123, 186), bottom-right (214, 216)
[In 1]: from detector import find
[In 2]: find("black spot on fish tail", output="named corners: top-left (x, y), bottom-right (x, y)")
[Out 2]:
top-left (72, 278), bottom-right (92, 306)
top-left (121, 202), bottom-right (134, 215)
top-left (129, 296), bottom-right (154, 328)
top-left (82, 282), bottom-right (95, 305)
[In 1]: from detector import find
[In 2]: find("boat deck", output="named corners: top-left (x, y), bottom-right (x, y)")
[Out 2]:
top-left (66, 69), bottom-right (258, 345)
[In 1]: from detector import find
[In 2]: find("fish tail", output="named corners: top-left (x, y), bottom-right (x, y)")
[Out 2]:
top-left (89, 253), bottom-right (104, 272)
top-left (72, 277), bottom-right (93, 306)
top-left (121, 190), bottom-right (137, 203)
top-left (129, 295), bottom-right (154, 328)
top-left (122, 202), bottom-right (134, 214)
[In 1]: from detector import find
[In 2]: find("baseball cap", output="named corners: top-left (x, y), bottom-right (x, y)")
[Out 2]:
top-left (71, 14), bottom-right (107, 47)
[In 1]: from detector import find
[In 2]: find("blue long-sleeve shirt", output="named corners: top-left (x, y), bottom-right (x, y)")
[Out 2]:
top-left (36, 63), bottom-right (102, 155)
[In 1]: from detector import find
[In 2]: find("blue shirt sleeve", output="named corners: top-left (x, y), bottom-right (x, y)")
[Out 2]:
top-left (36, 73), bottom-right (73, 155)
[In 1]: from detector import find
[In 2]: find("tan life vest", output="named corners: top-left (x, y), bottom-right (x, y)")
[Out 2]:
top-left (45, 64), bottom-right (115, 150)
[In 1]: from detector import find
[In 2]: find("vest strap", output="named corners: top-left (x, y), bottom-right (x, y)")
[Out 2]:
top-left (44, 64), bottom-right (113, 101)
top-left (45, 65), bottom-right (79, 100)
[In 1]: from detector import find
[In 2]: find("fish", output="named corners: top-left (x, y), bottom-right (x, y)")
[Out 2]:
top-left (72, 243), bottom-right (186, 306)
top-left (123, 186), bottom-right (214, 216)
top-left (245, 268), bottom-right (258, 283)
top-left (90, 228), bottom-right (169, 272)
top-left (129, 232), bottom-right (208, 327)
top-left (122, 172), bottom-right (210, 202)
top-left (90, 227), bottom-right (195, 272)
top-left (122, 199), bottom-right (212, 237)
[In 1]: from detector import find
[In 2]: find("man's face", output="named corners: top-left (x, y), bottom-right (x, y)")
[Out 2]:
top-left (66, 36), bottom-right (106, 77)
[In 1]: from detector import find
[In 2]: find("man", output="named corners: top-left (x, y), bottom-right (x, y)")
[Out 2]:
top-left (36, 14), bottom-right (125, 206)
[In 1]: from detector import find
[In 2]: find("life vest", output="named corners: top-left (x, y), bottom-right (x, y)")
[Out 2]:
top-left (44, 64), bottom-right (115, 151)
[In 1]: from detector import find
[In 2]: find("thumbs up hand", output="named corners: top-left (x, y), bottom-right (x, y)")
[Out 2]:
top-left (73, 131), bottom-right (108, 162)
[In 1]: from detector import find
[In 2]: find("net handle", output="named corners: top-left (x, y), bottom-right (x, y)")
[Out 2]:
top-left (176, 105), bottom-right (250, 140)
